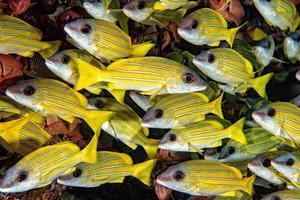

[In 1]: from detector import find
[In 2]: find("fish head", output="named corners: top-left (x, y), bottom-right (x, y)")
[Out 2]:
top-left (252, 105), bottom-right (281, 138)
top-left (177, 17), bottom-right (201, 44)
top-left (248, 154), bottom-right (274, 178)
top-left (284, 31), bottom-right (300, 62)
top-left (271, 153), bottom-right (300, 182)
top-left (64, 19), bottom-right (95, 48)
top-left (204, 148), bottom-right (220, 161)
top-left (255, 36), bottom-right (275, 66)
top-left (123, 0), bottom-right (153, 22)
top-left (87, 97), bottom-right (129, 112)
top-left (5, 79), bottom-right (44, 112)
top-left (260, 193), bottom-right (282, 200)
top-left (83, 0), bottom-right (107, 19)
top-left (158, 131), bottom-right (185, 151)
top-left (296, 70), bottom-right (300, 82)
top-left (193, 50), bottom-right (219, 76)
top-left (57, 167), bottom-right (87, 187)
top-left (141, 105), bottom-right (173, 128)
top-left (218, 143), bottom-right (243, 162)
top-left (45, 51), bottom-right (77, 84)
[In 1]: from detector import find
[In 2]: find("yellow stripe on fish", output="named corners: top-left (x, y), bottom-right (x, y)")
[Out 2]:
top-left (5, 79), bottom-right (114, 134)
top-left (57, 151), bottom-right (157, 187)
top-left (158, 118), bottom-right (246, 152)
top-left (261, 189), bottom-right (300, 200)
top-left (157, 159), bottom-right (255, 196)
top-left (141, 92), bottom-right (223, 128)
top-left (214, 191), bottom-right (252, 200)
top-left (0, 15), bottom-right (61, 58)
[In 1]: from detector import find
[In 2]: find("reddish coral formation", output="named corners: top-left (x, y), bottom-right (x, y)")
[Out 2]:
top-left (292, 0), bottom-right (300, 5)
top-left (153, 180), bottom-right (172, 200)
top-left (8, 0), bottom-right (31, 16)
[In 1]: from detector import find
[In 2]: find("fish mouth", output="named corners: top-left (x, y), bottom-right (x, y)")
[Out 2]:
top-left (252, 111), bottom-right (265, 120)
top-left (141, 119), bottom-right (152, 127)
top-left (5, 89), bottom-right (16, 100)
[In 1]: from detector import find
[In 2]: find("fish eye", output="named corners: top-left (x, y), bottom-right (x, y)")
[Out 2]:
top-left (267, 108), bottom-right (276, 117)
top-left (73, 168), bottom-right (82, 178)
top-left (95, 100), bottom-right (104, 109)
top-left (81, 24), bottom-right (92, 34)
top-left (191, 20), bottom-right (198, 29)
top-left (272, 196), bottom-right (281, 200)
top-left (61, 55), bottom-right (71, 64)
top-left (208, 54), bottom-right (215, 63)
top-left (168, 133), bottom-right (177, 141)
top-left (138, 1), bottom-right (146, 10)
top-left (23, 86), bottom-right (35, 96)
top-left (16, 172), bottom-right (27, 182)
top-left (286, 158), bottom-right (294, 166)
top-left (228, 146), bottom-right (235, 154)
top-left (154, 109), bottom-right (163, 119)
top-left (262, 158), bottom-right (271, 167)
top-left (182, 73), bottom-right (195, 83)
top-left (173, 170), bottom-right (185, 181)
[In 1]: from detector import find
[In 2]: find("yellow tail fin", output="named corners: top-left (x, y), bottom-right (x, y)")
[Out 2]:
top-left (79, 129), bottom-right (101, 164)
top-left (38, 40), bottom-right (62, 59)
top-left (107, 89), bottom-right (126, 104)
top-left (227, 24), bottom-right (244, 47)
top-left (85, 110), bottom-right (114, 134)
top-left (242, 174), bottom-right (256, 195)
top-left (131, 42), bottom-right (155, 57)
top-left (224, 118), bottom-right (247, 144)
top-left (131, 159), bottom-right (157, 186)
top-left (249, 73), bottom-right (273, 98)
top-left (210, 93), bottom-right (224, 119)
top-left (144, 139), bottom-right (159, 159)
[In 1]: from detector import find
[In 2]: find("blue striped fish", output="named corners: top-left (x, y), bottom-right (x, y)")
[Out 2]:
top-left (193, 48), bottom-right (274, 98)
top-left (158, 118), bottom-right (246, 152)
top-left (74, 56), bottom-right (206, 97)
top-left (5, 79), bottom-right (114, 134)
top-left (64, 19), bottom-right (154, 60)
top-left (0, 125), bottom-right (100, 193)
top-left (87, 97), bottom-right (159, 158)
top-left (262, 190), bottom-right (300, 200)
top-left (156, 159), bottom-right (255, 196)
top-left (0, 15), bottom-right (61, 58)
top-left (177, 8), bottom-right (241, 47)
top-left (57, 151), bottom-right (157, 187)
top-left (141, 92), bottom-right (223, 128)
top-left (252, 102), bottom-right (300, 146)
top-left (217, 127), bottom-right (281, 163)
top-left (284, 31), bottom-right (300, 64)
top-left (253, 0), bottom-right (299, 31)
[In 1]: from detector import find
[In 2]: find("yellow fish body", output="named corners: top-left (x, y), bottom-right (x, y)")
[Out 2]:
top-left (154, 0), bottom-right (197, 10)
top-left (261, 189), bottom-right (300, 200)
top-left (157, 159), bottom-right (255, 196)
top-left (5, 79), bottom-right (114, 134)
top-left (177, 8), bottom-right (241, 47)
top-left (193, 48), bottom-right (274, 98)
top-left (57, 151), bottom-right (157, 187)
top-left (64, 19), bottom-right (154, 60)
top-left (0, 15), bottom-right (61, 58)
top-left (214, 191), bottom-right (252, 200)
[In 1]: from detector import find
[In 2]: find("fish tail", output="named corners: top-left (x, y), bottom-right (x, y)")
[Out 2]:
top-left (74, 58), bottom-right (105, 91)
top-left (227, 24), bottom-right (244, 47)
top-left (78, 129), bottom-right (100, 164)
top-left (131, 159), bottom-right (157, 186)
top-left (86, 87), bottom-right (102, 95)
top-left (225, 118), bottom-right (247, 144)
top-left (144, 139), bottom-right (159, 159)
top-left (291, 16), bottom-right (300, 32)
top-left (107, 89), bottom-right (126, 104)
top-left (242, 174), bottom-right (256, 195)
top-left (210, 93), bottom-right (224, 119)
top-left (131, 42), bottom-right (155, 57)
top-left (38, 40), bottom-right (62, 59)
top-left (85, 110), bottom-right (115, 134)
top-left (249, 73), bottom-right (274, 98)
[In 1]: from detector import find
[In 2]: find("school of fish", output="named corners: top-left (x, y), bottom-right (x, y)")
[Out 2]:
top-left (0, 0), bottom-right (299, 199)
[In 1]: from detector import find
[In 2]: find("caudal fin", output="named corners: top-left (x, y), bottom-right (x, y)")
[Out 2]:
top-left (78, 129), bottom-right (100, 164)
top-left (107, 89), bottom-right (126, 104)
top-left (39, 40), bottom-right (62, 59)
top-left (144, 139), bottom-right (159, 159)
top-left (224, 118), bottom-right (247, 144)
top-left (210, 93), bottom-right (224, 119)
top-left (85, 110), bottom-right (114, 134)
top-left (242, 174), bottom-right (256, 195)
top-left (227, 24), bottom-right (243, 47)
top-left (131, 42), bottom-right (155, 57)
top-left (249, 73), bottom-right (273, 98)
top-left (131, 159), bottom-right (157, 186)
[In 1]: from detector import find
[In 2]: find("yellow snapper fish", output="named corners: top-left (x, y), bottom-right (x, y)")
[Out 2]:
top-left (0, 15), bottom-right (61, 58)
top-left (57, 151), bottom-right (157, 187)
top-left (177, 8), bottom-right (241, 47)
top-left (283, 31), bottom-right (300, 64)
top-left (217, 127), bottom-right (281, 163)
top-left (253, 0), bottom-right (299, 31)
top-left (193, 48), bottom-right (274, 98)
top-left (252, 102), bottom-right (300, 145)
top-left (5, 79), bottom-right (114, 134)
top-left (271, 152), bottom-right (300, 185)
top-left (74, 56), bottom-right (207, 99)
top-left (64, 19), bottom-right (154, 60)
top-left (248, 151), bottom-right (296, 188)
top-left (0, 125), bottom-right (100, 193)
top-left (141, 92), bottom-right (223, 128)
top-left (153, 0), bottom-right (197, 10)
top-left (123, 0), bottom-right (186, 26)
top-left (214, 191), bottom-right (252, 200)
top-left (261, 190), bottom-right (300, 200)
top-left (0, 95), bottom-right (24, 120)
top-left (158, 118), bottom-right (246, 152)
top-left (87, 97), bottom-right (159, 158)
top-left (156, 159), bottom-right (255, 196)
